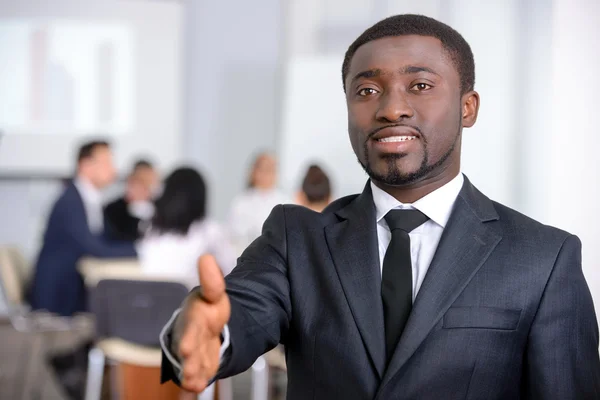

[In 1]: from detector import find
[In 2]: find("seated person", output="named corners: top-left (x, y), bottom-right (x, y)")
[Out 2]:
top-left (104, 159), bottom-right (159, 241)
top-left (137, 167), bottom-right (235, 288)
top-left (29, 140), bottom-right (137, 316)
top-left (295, 164), bottom-right (332, 212)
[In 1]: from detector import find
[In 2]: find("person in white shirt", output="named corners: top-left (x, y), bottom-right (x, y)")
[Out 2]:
top-left (138, 167), bottom-right (235, 289)
top-left (227, 152), bottom-right (288, 254)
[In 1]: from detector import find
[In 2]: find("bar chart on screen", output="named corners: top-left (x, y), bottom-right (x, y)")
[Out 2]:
top-left (0, 20), bottom-right (135, 136)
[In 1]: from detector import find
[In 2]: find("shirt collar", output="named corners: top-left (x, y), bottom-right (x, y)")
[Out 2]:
top-left (74, 176), bottom-right (102, 205)
top-left (370, 173), bottom-right (464, 228)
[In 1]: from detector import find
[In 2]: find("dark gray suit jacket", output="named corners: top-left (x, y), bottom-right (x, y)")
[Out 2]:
top-left (161, 177), bottom-right (600, 399)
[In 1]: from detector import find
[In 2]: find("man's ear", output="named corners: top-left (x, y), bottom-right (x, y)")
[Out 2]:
top-left (462, 90), bottom-right (480, 128)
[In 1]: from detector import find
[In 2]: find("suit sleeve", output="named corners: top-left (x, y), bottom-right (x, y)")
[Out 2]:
top-left (160, 205), bottom-right (292, 383)
top-left (59, 199), bottom-right (137, 258)
top-left (216, 204), bottom-right (291, 378)
top-left (523, 234), bottom-right (600, 399)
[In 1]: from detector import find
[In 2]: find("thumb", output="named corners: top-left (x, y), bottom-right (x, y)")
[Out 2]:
top-left (197, 254), bottom-right (226, 303)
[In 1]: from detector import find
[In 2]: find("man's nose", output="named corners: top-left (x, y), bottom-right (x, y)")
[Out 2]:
top-left (375, 91), bottom-right (414, 122)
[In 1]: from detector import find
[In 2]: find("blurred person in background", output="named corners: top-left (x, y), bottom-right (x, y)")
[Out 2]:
top-left (295, 164), bottom-right (332, 212)
top-left (137, 167), bottom-right (235, 289)
top-left (137, 167), bottom-right (235, 400)
top-left (29, 140), bottom-right (137, 317)
top-left (104, 159), bottom-right (159, 241)
top-left (228, 151), bottom-right (288, 253)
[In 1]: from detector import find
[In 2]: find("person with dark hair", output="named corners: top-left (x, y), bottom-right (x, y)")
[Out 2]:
top-left (161, 14), bottom-right (600, 399)
top-left (104, 158), bottom-right (159, 241)
top-left (137, 167), bottom-right (235, 288)
top-left (295, 164), bottom-right (332, 212)
top-left (138, 167), bottom-right (235, 400)
top-left (227, 152), bottom-right (288, 253)
top-left (29, 140), bottom-right (136, 316)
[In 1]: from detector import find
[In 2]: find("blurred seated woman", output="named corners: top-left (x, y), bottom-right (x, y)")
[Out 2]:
top-left (137, 167), bottom-right (235, 289)
top-left (228, 152), bottom-right (288, 254)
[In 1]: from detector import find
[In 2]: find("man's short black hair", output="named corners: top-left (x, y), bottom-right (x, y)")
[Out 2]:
top-left (342, 14), bottom-right (475, 94)
top-left (133, 159), bottom-right (154, 171)
top-left (77, 140), bottom-right (109, 163)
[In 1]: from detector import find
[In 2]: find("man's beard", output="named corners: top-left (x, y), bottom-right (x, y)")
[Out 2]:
top-left (358, 122), bottom-right (461, 186)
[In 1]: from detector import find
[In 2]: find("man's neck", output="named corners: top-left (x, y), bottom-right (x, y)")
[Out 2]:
top-left (372, 170), bottom-right (460, 204)
top-left (76, 174), bottom-right (96, 187)
top-left (306, 201), bottom-right (329, 213)
top-left (75, 174), bottom-right (102, 198)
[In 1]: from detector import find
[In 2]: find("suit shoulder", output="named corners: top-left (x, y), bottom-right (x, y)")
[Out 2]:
top-left (278, 194), bottom-right (359, 227)
top-left (53, 184), bottom-right (77, 205)
top-left (322, 194), bottom-right (360, 214)
top-left (49, 184), bottom-right (83, 214)
top-left (492, 200), bottom-right (573, 245)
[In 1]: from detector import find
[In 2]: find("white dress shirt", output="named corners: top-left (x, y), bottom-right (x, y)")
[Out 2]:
top-left (74, 177), bottom-right (104, 234)
top-left (371, 173), bottom-right (464, 301)
top-left (137, 219), bottom-right (236, 290)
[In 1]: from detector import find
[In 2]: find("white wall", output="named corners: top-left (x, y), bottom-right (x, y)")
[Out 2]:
top-left (182, 0), bottom-right (284, 220)
top-left (279, 56), bottom-right (366, 199)
top-left (0, 0), bottom-right (183, 175)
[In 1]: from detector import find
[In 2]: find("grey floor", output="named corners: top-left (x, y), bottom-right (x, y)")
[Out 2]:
top-left (0, 320), bottom-right (286, 400)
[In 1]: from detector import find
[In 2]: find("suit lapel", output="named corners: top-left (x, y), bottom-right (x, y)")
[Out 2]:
top-left (378, 177), bottom-right (502, 392)
top-left (325, 183), bottom-right (386, 378)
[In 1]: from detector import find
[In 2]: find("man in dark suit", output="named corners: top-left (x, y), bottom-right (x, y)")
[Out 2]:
top-left (160, 15), bottom-right (600, 399)
top-left (104, 159), bottom-right (158, 241)
top-left (29, 140), bottom-right (137, 316)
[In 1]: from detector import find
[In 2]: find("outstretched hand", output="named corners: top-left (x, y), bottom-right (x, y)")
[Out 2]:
top-left (179, 254), bottom-right (231, 392)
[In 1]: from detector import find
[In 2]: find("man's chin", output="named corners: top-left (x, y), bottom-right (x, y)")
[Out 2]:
top-left (367, 168), bottom-right (425, 187)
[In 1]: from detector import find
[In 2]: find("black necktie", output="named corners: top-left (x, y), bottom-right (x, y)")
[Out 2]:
top-left (382, 209), bottom-right (429, 362)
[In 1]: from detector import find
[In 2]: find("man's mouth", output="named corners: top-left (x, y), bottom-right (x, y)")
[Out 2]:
top-left (375, 136), bottom-right (418, 143)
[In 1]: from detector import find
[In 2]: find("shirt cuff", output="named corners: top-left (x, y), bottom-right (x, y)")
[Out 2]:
top-left (160, 308), bottom-right (184, 381)
top-left (160, 308), bottom-right (231, 383)
top-left (220, 324), bottom-right (231, 358)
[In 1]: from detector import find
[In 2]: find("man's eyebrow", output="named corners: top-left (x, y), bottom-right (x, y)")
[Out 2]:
top-left (399, 65), bottom-right (440, 76)
top-left (351, 69), bottom-right (381, 85)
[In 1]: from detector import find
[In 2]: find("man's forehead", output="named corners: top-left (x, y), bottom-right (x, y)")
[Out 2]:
top-left (349, 35), bottom-right (448, 72)
top-left (91, 146), bottom-right (111, 158)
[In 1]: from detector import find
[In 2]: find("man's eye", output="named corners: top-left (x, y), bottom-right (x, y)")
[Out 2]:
top-left (412, 83), bottom-right (432, 91)
top-left (357, 88), bottom-right (379, 96)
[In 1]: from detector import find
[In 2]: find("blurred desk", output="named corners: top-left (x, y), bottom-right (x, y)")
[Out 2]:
top-left (79, 257), bottom-right (179, 287)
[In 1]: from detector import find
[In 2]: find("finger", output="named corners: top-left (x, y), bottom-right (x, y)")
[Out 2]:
top-left (181, 377), bottom-right (207, 394)
top-left (198, 254), bottom-right (226, 303)
top-left (179, 316), bottom-right (199, 358)
top-left (204, 336), bottom-right (221, 379)
top-left (182, 320), bottom-right (212, 387)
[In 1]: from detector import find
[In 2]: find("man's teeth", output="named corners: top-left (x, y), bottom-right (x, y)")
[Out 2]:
top-left (377, 136), bottom-right (417, 143)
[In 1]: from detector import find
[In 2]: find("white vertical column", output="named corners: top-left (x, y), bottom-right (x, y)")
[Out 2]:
top-left (549, 0), bottom-right (600, 306)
